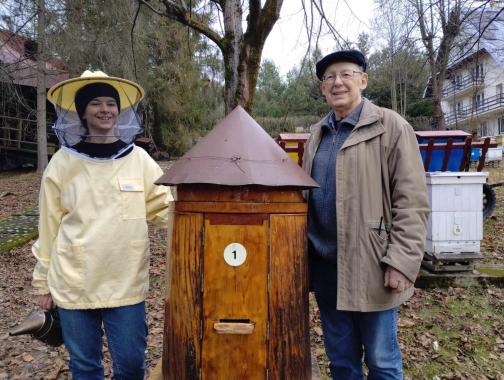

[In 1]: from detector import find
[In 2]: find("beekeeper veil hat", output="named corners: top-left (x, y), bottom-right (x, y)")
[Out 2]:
top-left (47, 70), bottom-right (145, 149)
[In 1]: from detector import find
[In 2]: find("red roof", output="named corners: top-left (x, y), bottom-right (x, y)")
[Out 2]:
top-left (415, 130), bottom-right (470, 138)
top-left (0, 29), bottom-right (68, 88)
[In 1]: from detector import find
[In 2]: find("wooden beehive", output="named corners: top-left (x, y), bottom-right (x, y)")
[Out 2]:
top-left (157, 107), bottom-right (318, 380)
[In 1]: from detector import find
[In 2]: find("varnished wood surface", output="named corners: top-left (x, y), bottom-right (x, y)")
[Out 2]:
top-left (206, 213), bottom-right (267, 226)
top-left (201, 215), bottom-right (268, 379)
top-left (163, 212), bottom-right (203, 380)
top-left (268, 214), bottom-right (311, 379)
top-left (177, 185), bottom-right (305, 203)
top-left (213, 322), bottom-right (255, 334)
top-left (151, 353), bottom-right (323, 380)
top-left (163, 196), bottom-right (311, 379)
top-left (176, 201), bottom-right (307, 214)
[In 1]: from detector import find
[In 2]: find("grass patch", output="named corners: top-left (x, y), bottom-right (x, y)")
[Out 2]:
top-left (0, 227), bottom-right (38, 253)
top-left (401, 287), bottom-right (504, 378)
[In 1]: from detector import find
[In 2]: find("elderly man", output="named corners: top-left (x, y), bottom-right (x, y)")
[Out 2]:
top-left (303, 50), bottom-right (429, 379)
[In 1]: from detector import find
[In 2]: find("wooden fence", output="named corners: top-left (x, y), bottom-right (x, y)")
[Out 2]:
top-left (0, 115), bottom-right (57, 166)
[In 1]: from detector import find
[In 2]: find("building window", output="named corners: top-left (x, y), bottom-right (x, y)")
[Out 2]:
top-left (498, 118), bottom-right (504, 134)
top-left (472, 63), bottom-right (484, 79)
top-left (480, 121), bottom-right (488, 137)
top-left (457, 101), bottom-right (463, 113)
top-left (497, 84), bottom-right (503, 101)
top-left (454, 74), bottom-right (462, 88)
top-left (473, 93), bottom-right (485, 110)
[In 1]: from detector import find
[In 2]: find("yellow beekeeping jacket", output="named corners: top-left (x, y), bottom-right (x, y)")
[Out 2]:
top-left (32, 146), bottom-right (173, 309)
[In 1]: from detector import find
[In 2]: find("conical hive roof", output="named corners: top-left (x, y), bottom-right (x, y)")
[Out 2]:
top-left (156, 106), bottom-right (318, 188)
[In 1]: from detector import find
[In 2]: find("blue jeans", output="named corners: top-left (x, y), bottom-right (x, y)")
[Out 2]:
top-left (311, 256), bottom-right (403, 380)
top-left (58, 302), bottom-right (147, 380)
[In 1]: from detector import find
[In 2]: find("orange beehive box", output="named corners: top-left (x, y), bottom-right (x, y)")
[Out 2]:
top-left (157, 107), bottom-right (318, 380)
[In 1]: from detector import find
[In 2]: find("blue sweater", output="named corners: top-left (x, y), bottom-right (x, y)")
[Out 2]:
top-left (308, 102), bottom-right (363, 262)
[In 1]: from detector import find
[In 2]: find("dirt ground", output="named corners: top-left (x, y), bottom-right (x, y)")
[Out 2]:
top-left (0, 165), bottom-right (503, 379)
top-left (0, 169), bottom-right (167, 379)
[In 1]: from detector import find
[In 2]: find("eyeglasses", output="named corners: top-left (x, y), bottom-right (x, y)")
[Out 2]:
top-left (322, 70), bottom-right (363, 83)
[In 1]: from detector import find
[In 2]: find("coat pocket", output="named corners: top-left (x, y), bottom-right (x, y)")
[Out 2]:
top-left (366, 227), bottom-right (391, 301)
top-left (125, 239), bottom-right (150, 295)
top-left (367, 225), bottom-right (389, 259)
top-left (50, 242), bottom-right (84, 290)
top-left (118, 177), bottom-right (146, 220)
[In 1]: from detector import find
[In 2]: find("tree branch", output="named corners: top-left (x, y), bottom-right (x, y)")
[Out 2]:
top-left (311, 0), bottom-right (348, 46)
top-left (209, 0), bottom-right (224, 12)
top-left (0, 11), bottom-right (38, 52)
top-left (138, 0), bottom-right (225, 50)
top-left (259, 0), bottom-right (283, 34)
top-left (450, 4), bottom-right (504, 65)
top-left (247, 0), bottom-right (262, 34)
top-left (244, 0), bottom-right (282, 47)
top-left (131, 2), bottom-right (142, 79)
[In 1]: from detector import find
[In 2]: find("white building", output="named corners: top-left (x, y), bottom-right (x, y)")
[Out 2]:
top-left (440, 4), bottom-right (504, 137)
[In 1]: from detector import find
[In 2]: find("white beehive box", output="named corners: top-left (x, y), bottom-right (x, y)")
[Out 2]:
top-left (485, 147), bottom-right (502, 163)
top-left (425, 172), bottom-right (487, 255)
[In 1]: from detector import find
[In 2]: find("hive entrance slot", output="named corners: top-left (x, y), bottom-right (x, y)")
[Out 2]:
top-left (213, 319), bottom-right (255, 334)
top-left (219, 318), bottom-right (250, 323)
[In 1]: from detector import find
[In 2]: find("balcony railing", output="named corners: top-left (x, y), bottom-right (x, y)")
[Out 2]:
top-left (442, 74), bottom-right (485, 97)
top-left (444, 93), bottom-right (504, 125)
top-left (0, 115), bottom-right (58, 155)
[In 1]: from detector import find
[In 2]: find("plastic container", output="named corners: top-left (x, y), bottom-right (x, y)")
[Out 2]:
top-left (471, 148), bottom-right (481, 162)
top-left (416, 131), bottom-right (471, 172)
top-left (485, 147), bottom-right (503, 162)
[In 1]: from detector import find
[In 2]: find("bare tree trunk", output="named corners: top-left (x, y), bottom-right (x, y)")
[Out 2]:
top-left (222, 1), bottom-right (243, 111)
top-left (36, 0), bottom-right (48, 173)
top-left (375, 0), bottom-right (412, 114)
top-left (140, 0), bottom-right (283, 113)
top-left (65, 0), bottom-right (85, 76)
top-left (398, 64), bottom-right (406, 117)
top-left (403, 79), bottom-right (407, 117)
top-left (414, 0), bottom-right (468, 130)
top-left (391, 72), bottom-right (398, 112)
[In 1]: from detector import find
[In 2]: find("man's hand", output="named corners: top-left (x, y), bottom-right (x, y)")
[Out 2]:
top-left (384, 266), bottom-right (412, 293)
top-left (36, 293), bottom-right (53, 310)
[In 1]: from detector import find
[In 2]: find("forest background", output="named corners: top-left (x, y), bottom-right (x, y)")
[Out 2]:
top-left (0, 0), bottom-right (449, 158)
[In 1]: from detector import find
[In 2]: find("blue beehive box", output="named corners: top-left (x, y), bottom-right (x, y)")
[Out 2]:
top-left (471, 148), bottom-right (481, 162)
top-left (416, 131), bottom-right (470, 171)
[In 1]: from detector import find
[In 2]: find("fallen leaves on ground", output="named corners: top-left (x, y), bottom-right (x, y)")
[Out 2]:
top-left (0, 225), bottom-right (168, 379)
top-left (1, 167), bottom-right (503, 379)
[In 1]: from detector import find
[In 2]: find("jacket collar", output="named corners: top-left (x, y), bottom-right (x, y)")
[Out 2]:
top-left (310, 99), bottom-right (386, 150)
top-left (311, 98), bottom-right (382, 140)
top-left (342, 99), bottom-right (385, 149)
top-left (353, 98), bottom-right (382, 130)
top-left (313, 98), bottom-right (381, 129)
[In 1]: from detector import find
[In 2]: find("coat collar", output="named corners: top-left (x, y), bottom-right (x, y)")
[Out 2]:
top-left (342, 99), bottom-right (385, 149)
top-left (310, 98), bottom-right (385, 149)
top-left (353, 98), bottom-right (382, 130)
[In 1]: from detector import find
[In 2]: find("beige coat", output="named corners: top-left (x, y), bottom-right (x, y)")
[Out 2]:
top-left (303, 99), bottom-right (429, 312)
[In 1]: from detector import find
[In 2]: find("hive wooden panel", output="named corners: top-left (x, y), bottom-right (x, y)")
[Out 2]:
top-left (163, 212), bottom-right (203, 380)
top-left (202, 213), bottom-right (268, 380)
top-left (176, 184), bottom-right (305, 203)
top-left (162, 187), bottom-right (312, 379)
top-left (176, 201), bottom-right (307, 214)
top-left (268, 214), bottom-right (311, 380)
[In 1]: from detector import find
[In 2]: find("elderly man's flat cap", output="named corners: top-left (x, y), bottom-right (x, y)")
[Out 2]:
top-left (315, 49), bottom-right (367, 80)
